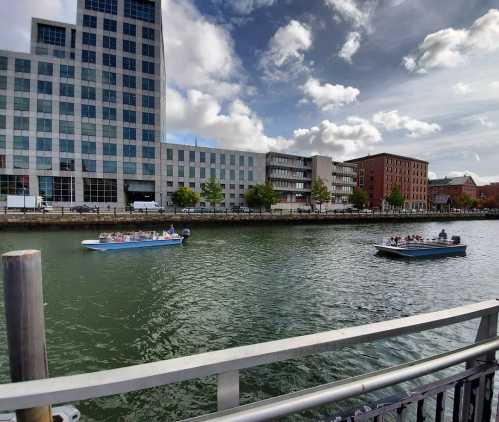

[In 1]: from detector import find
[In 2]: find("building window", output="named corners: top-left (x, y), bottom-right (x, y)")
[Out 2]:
top-left (142, 129), bottom-right (155, 142)
top-left (83, 178), bottom-right (117, 202)
top-left (102, 125), bottom-right (117, 139)
top-left (166, 148), bottom-right (173, 160)
top-left (103, 35), bottom-right (116, 50)
top-left (81, 68), bottom-right (97, 82)
top-left (38, 62), bottom-right (53, 76)
top-left (210, 153), bottom-right (217, 164)
top-left (220, 169), bottom-right (225, 180)
top-left (14, 116), bottom-right (30, 131)
top-left (36, 137), bottom-right (52, 151)
top-left (102, 71), bottom-right (116, 85)
top-left (59, 120), bottom-right (74, 134)
top-left (178, 167), bottom-right (185, 178)
top-left (0, 56), bottom-right (8, 71)
top-left (123, 127), bottom-right (136, 140)
top-left (142, 61), bottom-right (155, 75)
top-left (123, 92), bottom-right (136, 106)
top-left (142, 146), bottom-right (155, 159)
top-left (200, 167), bottom-right (206, 179)
top-left (123, 57), bottom-right (136, 71)
top-left (123, 162), bottom-right (136, 175)
top-left (14, 155), bottom-right (29, 169)
top-left (0, 175), bottom-right (30, 201)
top-left (142, 95), bottom-right (154, 108)
top-left (0, 135), bottom-right (5, 149)
top-left (102, 89), bottom-right (116, 103)
top-left (37, 99), bottom-right (52, 114)
top-left (125, 0), bottom-right (155, 23)
top-left (248, 156), bottom-right (254, 167)
top-left (230, 155), bottom-right (236, 166)
top-left (82, 141), bottom-right (96, 155)
top-left (166, 165), bottom-right (173, 177)
top-left (248, 170), bottom-right (254, 182)
top-left (39, 176), bottom-right (75, 202)
top-left (239, 170), bottom-right (245, 180)
top-left (0, 76), bottom-right (7, 90)
top-left (85, 0), bottom-right (118, 15)
top-left (102, 107), bottom-right (116, 120)
top-left (60, 83), bottom-right (74, 97)
top-left (102, 53), bottom-right (116, 67)
top-left (83, 15), bottom-right (97, 28)
top-left (81, 104), bottom-right (96, 118)
top-left (123, 22), bottom-right (136, 36)
top-left (36, 156), bottom-right (52, 171)
top-left (82, 50), bottom-right (96, 64)
top-left (59, 139), bottom-right (74, 153)
top-left (82, 159), bottom-right (96, 173)
top-left (123, 39), bottom-right (136, 54)
top-left (123, 75), bottom-right (136, 89)
top-left (123, 110), bottom-right (136, 123)
top-left (59, 158), bottom-right (75, 171)
top-left (81, 86), bottom-right (96, 100)
top-left (143, 163), bottom-right (155, 175)
top-left (103, 161), bottom-right (117, 174)
top-left (14, 78), bottom-right (30, 92)
top-left (54, 50), bottom-right (66, 59)
top-left (14, 97), bottom-right (30, 112)
top-left (221, 154), bottom-right (226, 165)
top-left (103, 18), bottom-right (117, 32)
top-left (189, 167), bottom-right (196, 178)
top-left (142, 44), bottom-right (155, 58)
top-left (0, 115), bottom-right (4, 129)
top-left (59, 102), bottom-right (74, 115)
top-left (13, 136), bottom-right (29, 150)
top-left (123, 144), bottom-right (136, 157)
top-left (37, 80), bottom-right (53, 95)
top-left (142, 112), bottom-right (155, 125)
top-left (239, 156), bottom-right (245, 166)
top-left (142, 78), bottom-right (155, 91)
top-left (143, 27), bottom-right (155, 40)
top-left (230, 169), bottom-right (236, 180)
top-left (15, 59), bottom-right (31, 73)
top-left (210, 168), bottom-right (216, 178)
top-left (37, 24), bottom-right (66, 46)
top-left (82, 32), bottom-right (97, 46)
top-left (0, 154), bottom-right (5, 169)
top-left (81, 123), bottom-right (96, 137)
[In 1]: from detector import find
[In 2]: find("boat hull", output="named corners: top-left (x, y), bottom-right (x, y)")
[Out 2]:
top-left (375, 244), bottom-right (467, 258)
top-left (82, 238), bottom-right (183, 251)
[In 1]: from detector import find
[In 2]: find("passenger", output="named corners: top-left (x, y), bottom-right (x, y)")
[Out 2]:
top-left (439, 229), bottom-right (448, 240)
top-left (167, 224), bottom-right (176, 235)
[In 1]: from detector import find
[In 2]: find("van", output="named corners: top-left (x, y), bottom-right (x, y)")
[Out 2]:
top-left (132, 201), bottom-right (164, 212)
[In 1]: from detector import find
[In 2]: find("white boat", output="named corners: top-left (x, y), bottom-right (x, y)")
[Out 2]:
top-left (375, 235), bottom-right (467, 258)
top-left (81, 231), bottom-right (184, 251)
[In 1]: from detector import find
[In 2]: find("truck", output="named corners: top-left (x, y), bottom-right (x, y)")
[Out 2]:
top-left (7, 195), bottom-right (46, 210)
top-left (132, 201), bottom-right (164, 212)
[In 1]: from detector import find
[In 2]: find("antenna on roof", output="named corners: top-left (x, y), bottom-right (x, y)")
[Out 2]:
top-left (195, 136), bottom-right (198, 148)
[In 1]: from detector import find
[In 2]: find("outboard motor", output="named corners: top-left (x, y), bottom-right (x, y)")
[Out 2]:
top-left (181, 228), bottom-right (191, 240)
top-left (451, 235), bottom-right (461, 245)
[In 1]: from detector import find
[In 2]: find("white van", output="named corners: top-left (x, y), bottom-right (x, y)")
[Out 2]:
top-left (132, 201), bottom-right (164, 212)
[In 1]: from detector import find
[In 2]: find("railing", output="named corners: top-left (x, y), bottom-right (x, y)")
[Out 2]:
top-left (1, 300), bottom-right (499, 421)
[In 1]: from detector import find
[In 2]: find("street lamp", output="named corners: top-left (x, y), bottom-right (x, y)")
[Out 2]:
top-left (23, 187), bottom-right (26, 212)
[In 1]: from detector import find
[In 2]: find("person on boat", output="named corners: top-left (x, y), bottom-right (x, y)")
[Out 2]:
top-left (439, 229), bottom-right (448, 240)
top-left (167, 224), bottom-right (176, 235)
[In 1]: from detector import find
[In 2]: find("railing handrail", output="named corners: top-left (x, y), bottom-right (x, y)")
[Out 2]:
top-left (0, 300), bottom-right (497, 411)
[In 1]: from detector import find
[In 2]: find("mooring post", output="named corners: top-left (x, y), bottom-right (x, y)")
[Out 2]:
top-left (2, 250), bottom-right (52, 422)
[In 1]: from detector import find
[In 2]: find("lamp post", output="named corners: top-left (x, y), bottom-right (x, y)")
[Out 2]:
top-left (23, 187), bottom-right (26, 211)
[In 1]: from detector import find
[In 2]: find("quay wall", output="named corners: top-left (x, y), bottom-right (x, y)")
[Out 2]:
top-left (0, 211), bottom-right (498, 230)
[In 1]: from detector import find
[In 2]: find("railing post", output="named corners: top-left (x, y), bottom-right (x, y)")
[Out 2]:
top-left (217, 371), bottom-right (239, 411)
top-left (2, 250), bottom-right (52, 422)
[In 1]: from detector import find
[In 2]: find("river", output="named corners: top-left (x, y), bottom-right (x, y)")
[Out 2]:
top-left (0, 220), bottom-right (498, 421)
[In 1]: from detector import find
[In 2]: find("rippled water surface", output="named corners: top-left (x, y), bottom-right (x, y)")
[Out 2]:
top-left (0, 220), bottom-right (499, 421)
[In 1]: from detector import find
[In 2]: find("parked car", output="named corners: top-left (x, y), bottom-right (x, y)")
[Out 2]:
top-left (231, 206), bottom-right (251, 213)
top-left (182, 207), bottom-right (196, 213)
top-left (132, 201), bottom-right (164, 212)
top-left (71, 205), bottom-right (98, 213)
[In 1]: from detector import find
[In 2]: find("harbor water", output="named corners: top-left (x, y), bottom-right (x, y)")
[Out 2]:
top-left (0, 220), bottom-right (498, 421)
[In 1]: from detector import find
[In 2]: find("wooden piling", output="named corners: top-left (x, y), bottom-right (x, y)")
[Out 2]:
top-left (2, 250), bottom-right (52, 422)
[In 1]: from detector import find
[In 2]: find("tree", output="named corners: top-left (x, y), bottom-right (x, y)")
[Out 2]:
top-left (201, 177), bottom-right (224, 207)
top-left (454, 193), bottom-right (474, 209)
top-left (350, 187), bottom-right (369, 210)
top-left (245, 183), bottom-right (281, 210)
top-left (386, 185), bottom-right (405, 209)
top-left (172, 187), bottom-right (199, 208)
top-left (311, 178), bottom-right (331, 212)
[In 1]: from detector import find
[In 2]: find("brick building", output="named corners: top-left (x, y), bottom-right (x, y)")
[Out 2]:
top-left (478, 183), bottom-right (499, 207)
top-left (429, 176), bottom-right (477, 209)
top-left (346, 153), bottom-right (428, 210)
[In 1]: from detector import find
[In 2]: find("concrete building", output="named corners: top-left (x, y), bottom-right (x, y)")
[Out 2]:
top-left (429, 176), bottom-right (477, 209)
top-left (346, 153), bottom-right (428, 210)
top-left (0, 0), bottom-right (166, 207)
top-left (161, 143), bottom-right (266, 208)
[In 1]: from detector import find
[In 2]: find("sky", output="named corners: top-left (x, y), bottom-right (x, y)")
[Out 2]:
top-left (1, 0), bottom-right (499, 184)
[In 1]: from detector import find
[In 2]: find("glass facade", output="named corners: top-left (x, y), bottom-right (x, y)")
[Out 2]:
top-left (83, 178), bottom-right (117, 202)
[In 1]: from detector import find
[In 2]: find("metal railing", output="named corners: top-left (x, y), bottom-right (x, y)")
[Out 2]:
top-left (0, 300), bottom-right (499, 421)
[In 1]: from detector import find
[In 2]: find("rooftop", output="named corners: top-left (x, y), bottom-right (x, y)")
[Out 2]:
top-left (429, 176), bottom-right (477, 187)
top-left (345, 153), bottom-right (428, 164)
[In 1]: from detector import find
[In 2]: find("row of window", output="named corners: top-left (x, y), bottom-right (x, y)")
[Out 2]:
top-left (81, 34), bottom-right (155, 57)
top-left (81, 51), bottom-right (155, 74)
top-left (165, 166), bottom-right (254, 181)
top-left (165, 149), bottom-right (256, 167)
top-left (84, 0), bottom-right (156, 24)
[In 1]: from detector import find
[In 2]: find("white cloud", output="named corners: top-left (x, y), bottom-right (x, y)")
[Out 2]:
top-left (453, 82), bottom-right (473, 95)
top-left (474, 153), bottom-right (481, 162)
top-left (302, 78), bottom-right (360, 111)
top-left (404, 9), bottom-right (499, 73)
top-left (491, 81), bottom-right (499, 89)
top-left (228, 0), bottom-right (276, 15)
top-left (289, 117), bottom-right (382, 160)
top-left (373, 110), bottom-right (441, 138)
top-left (324, 0), bottom-right (374, 30)
top-left (428, 171), bottom-right (438, 180)
top-left (339, 31), bottom-right (362, 63)
top-left (260, 20), bottom-right (313, 81)
top-left (468, 114), bottom-right (496, 128)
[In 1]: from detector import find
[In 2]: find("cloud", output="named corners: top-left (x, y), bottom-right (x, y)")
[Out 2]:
top-left (260, 20), bottom-right (313, 81)
top-left (339, 31), bottom-right (362, 63)
top-left (302, 78), bottom-right (360, 111)
top-left (289, 117), bottom-right (382, 160)
top-left (227, 0), bottom-right (277, 15)
top-left (373, 110), bottom-right (441, 138)
top-left (468, 114), bottom-right (496, 128)
top-left (324, 0), bottom-right (375, 30)
top-left (404, 9), bottom-right (499, 73)
top-left (428, 171), bottom-right (438, 180)
top-left (453, 82), bottom-right (473, 95)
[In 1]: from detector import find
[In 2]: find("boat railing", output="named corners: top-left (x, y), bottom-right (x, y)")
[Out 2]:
top-left (1, 300), bottom-right (499, 421)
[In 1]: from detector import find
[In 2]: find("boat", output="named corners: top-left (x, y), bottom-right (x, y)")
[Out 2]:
top-left (0, 405), bottom-right (80, 421)
top-left (374, 234), bottom-right (467, 258)
top-left (81, 230), bottom-right (184, 251)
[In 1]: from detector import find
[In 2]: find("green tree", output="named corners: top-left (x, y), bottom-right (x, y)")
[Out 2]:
top-left (201, 177), bottom-right (224, 207)
top-left (245, 183), bottom-right (280, 210)
top-left (311, 178), bottom-right (331, 212)
top-left (350, 187), bottom-right (369, 210)
top-left (172, 187), bottom-right (199, 208)
top-left (386, 185), bottom-right (405, 209)
top-left (454, 193), bottom-right (474, 209)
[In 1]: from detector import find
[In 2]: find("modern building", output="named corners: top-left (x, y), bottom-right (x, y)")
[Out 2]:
top-left (161, 143), bottom-right (266, 208)
top-left (346, 153), bottom-right (428, 210)
top-left (0, 0), bottom-right (166, 208)
top-left (429, 176), bottom-right (477, 209)
top-left (266, 152), bottom-right (357, 210)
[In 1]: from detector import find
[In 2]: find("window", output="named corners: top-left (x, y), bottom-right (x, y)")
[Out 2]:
top-left (36, 156), bottom-right (52, 171)
top-left (125, 0), bottom-right (155, 23)
top-left (166, 165), bottom-right (173, 177)
top-left (143, 27), bottom-right (155, 40)
top-left (59, 139), bottom-right (74, 153)
top-left (38, 62), bottom-right (53, 76)
top-left (142, 129), bottom-right (155, 142)
top-left (81, 123), bottom-right (96, 137)
top-left (123, 110), bottom-right (136, 123)
top-left (15, 78), bottom-right (30, 92)
top-left (123, 22), bottom-right (136, 36)
top-left (13, 136), bottom-right (29, 150)
top-left (123, 75), bottom-right (136, 89)
top-left (142, 146), bottom-right (155, 159)
top-left (123, 92), bottom-right (136, 106)
top-left (143, 163), bottom-right (155, 175)
top-left (142, 95), bottom-right (154, 108)
top-left (103, 18), bottom-right (117, 32)
top-left (14, 116), bottom-right (29, 131)
top-left (59, 102), bottom-right (74, 115)
top-left (82, 159), bottom-right (96, 172)
top-left (142, 61), bottom-right (155, 75)
top-left (0, 175), bottom-right (30, 201)
top-left (54, 50), bottom-right (66, 59)
top-left (39, 176), bottom-right (75, 202)
top-left (59, 120), bottom-right (74, 134)
top-left (102, 71), bottom-right (116, 85)
top-left (239, 170), bottom-right (245, 180)
top-left (142, 112), bottom-right (155, 125)
top-left (239, 156), bottom-right (245, 166)
top-left (123, 127), bottom-right (136, 140)
top-left (37, 24), bottom-right (66, 46)
top-left (59, 158), bottom-right (75, 172)
top-left (142, 78), bottom-right (155, 91)
top-left (0, 155), bottom-right (4, 169)
top-left (123, 162), bottom-right (136, 175)
top-left (14, 97), bottom-right (30, 112)
top-left (82, 32), bottom-right (97, 46)
top-left (0, 96), bottom-right (4, 110)
top-left (60, 83), bottom-right (74, 98)
top-left (142, 44), bottom-right (155, 57)
top-left (103, 125), bottom-right (117, 138)
top-left (123, 144), bottom-right (136, 157)
top-left (0, 115), bottom-right (5, 129)
top-left (13, 155), bottom-right (29, 169)
top-left (83, 15), bottom-right (97, 28)
top-left (37, 99), bottom-right (52, 114)
top-left (248, 156), bottom-right (254, 167)
top-left (210, 153), bottom-right (217, 164)
top-left (82, 50), bottom-right (96, 64)
top-left (81, 86), bottom-right (96, 100)
top-left (210, 168), bottom-right (216, 178)
top-left (15, 59), bottom-right (31, 73)
top-left (103, 36), bottom-right (116, 50)
top-left (82, 141), bottom-right (96, 155)
top-left (81, 104), bottom-right (96, 118)
top-left (37, 80), bottom-right (53, 95)
top-left (36, 137), bottom-right (52, 151)
top-left (81, 68), bottom-right (96, 82)
top-left (60, 64), bottom-right (74, 79)
top-left (166, 148), bottom-right (173, 160)
top-left (85, 0), bottom-right (118, 15)
top-left (83, 178), bottom-right (117, 202)
top-left (123, 57), bottom-right (136, 71)
top-left (0, 76), bottom-right (6, 90)
top-left (248, 170), bottom-right (254, 182)
top-left (230, 155), bottom-right (236, 166)
top-left (102, 107), bottom-right (116, 120)
top-left (37, 118), bottom-right (52, 132)
top-left (200, 167), bottom-right (206, 179)
top-left (123, 39), bottom-right (136, 54)
top-left (102, 53), bottom-right (116, 67)
top-left (103, 161), bottom-right (117, 174)
top-left (220, 154), bottom-right (226, 165)
top-left (189, 167), bottom-right (196, 178)
top-left (178, 166), bottom-right (185, 177)
top-left (189, 151), bottom-right (196, 162)
top-left (178, 150), bottom-right (184, 161)
top-left (102, 89), bottom-right (116, 103)
top-left (0, 56), bottom-right (7, 71)
top-left (200, 152), bottom-right (206, 162)
top-left (230, 169), bottom-right (235, 180)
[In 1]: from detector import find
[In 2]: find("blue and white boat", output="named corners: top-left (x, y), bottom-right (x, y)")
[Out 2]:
top-left (82, 231), bottom-right (184, 251)
top-left (374, 235), bottom-right (467, 258)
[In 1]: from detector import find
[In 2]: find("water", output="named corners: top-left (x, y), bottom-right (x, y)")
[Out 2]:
top-left (0, 220), bottom-right (498, 421)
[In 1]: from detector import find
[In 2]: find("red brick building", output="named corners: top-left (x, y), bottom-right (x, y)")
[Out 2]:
top-left (478, 183), bottom-right (499, 207)
top-left (428, 176), bottom-right (477, 209)
top-left (346, 153), bottom-right (428, 210)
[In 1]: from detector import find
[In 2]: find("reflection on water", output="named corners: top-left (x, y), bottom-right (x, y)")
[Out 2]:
top-left (0, 220), bottom-right (498, 421)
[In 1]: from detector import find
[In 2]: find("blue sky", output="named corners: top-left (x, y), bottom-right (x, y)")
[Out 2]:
top-left (1, 0), bottom-right (499, 183)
